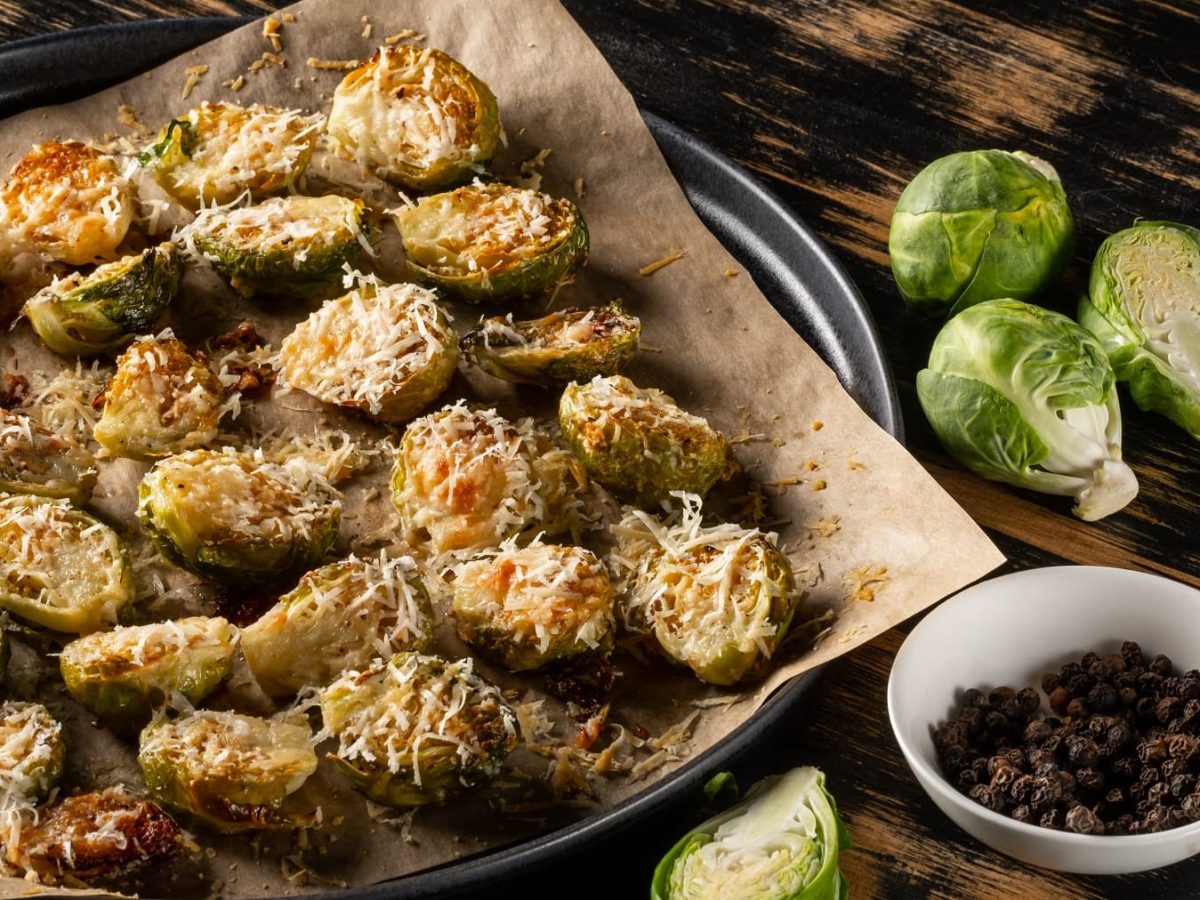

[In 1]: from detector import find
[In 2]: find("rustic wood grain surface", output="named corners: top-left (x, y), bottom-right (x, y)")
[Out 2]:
top-left (1, 1), bottom-right (1198, 897)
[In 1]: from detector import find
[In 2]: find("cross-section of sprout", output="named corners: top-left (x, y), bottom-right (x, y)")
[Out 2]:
top-left (0, 409), bottom-right (97, 503)
top-left (0, 702), bottom-right (65, 813)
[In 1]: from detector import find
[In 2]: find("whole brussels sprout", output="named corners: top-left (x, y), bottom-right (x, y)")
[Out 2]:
top-left (889, 150), bottom-right (1075, 317)
top-left (319, 652), bottom-right (519, 807)
top-left (0, 495), bottom-right (133, 633)
top-left (918, 299), bottom-right (1138, 521)
top-left (559, 375), bottom-right (732, 508)
top-left (1080, 221), bottom-right (1200, 441)
top-left (60, 616), bottom-right (238, 734)
top-left (327, 46), bottom-right (500, 190)
top-left (0, 409), bottom-right (97, 503)
top-left (23, 244), bottom-right (182, 357)
top-left (138, 710), bottom-right (317, 832)
top-left (393, 182), bottom-right (589, 302)
top-left (0, 702), bottom-right (65, 809)
top-left (462, 302), bottom-right (641, 386)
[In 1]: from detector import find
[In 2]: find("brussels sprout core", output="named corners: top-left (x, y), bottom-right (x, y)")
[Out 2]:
top-left (0, 409), bottom-right (97, 503)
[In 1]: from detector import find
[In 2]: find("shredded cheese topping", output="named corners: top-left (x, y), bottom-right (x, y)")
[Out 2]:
top-left (60, 616), bottom-right (236, 684)
top-left (19, 362), bottom-right (110, 443)
top-left (183, 193), bottom-right (365, 264)
top-left (0, 702), bottom-right (62, 850)
top-left (0, 408), bottom-right (95, 495)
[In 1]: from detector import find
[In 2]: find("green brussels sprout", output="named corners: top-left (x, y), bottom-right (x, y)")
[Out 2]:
top-left (279, 277), bottom-right (457, 423)
top-left (611, 494), bottom-right (801, 686)
top-left (59, 616), bottom-right (238, 734)
top-left (138, 710), bottom-right (318, 832)
top-left (23, 244), bottom-right (182, 357)
top-left (462, 302), bottom-right (641, 386)
top-left (93, 335), bottom-right (225, 460)
top-left (559, 375), bottom-right (732, 509)
top-left (653, 767), bottom-right (850, 900)
top-left (918, 299), bottom-right (1138, 521)
top-left (1079, 221), bottom-right (1200, 441)
top-left (0, 702), bottom-right (65, 809)
top-left (391, 402), bottom-right (584, 557)
top-left (327, 46), bottom-right (500, 190)
top-left (142, 102), bottom-right (323, 208)
top-left (889, 150), bottom-right (1075, 317)
top-left (393, 182), bottom-right (589, 302)
top-left (0, 495), bottom-right (133, 633)
top-left (0, 409), bottom-right (97, 503)
top-left (453, 541), bottom-right (615, 672)
top-left (137, 448), bottom-right (341, 583)
top-left (186, 194), bottom-right (367, 298)
top-left (319, 652), bottom-right (519, 806)
top-left (242, 553), bottom-right (434, 697)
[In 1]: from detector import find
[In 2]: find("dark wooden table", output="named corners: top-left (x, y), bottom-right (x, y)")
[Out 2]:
top-left (2, 1), bottom-right (1198, 897)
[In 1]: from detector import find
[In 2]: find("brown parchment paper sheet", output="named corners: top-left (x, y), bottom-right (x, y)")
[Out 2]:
top-left (0, 0), bottom-right (1004, 895)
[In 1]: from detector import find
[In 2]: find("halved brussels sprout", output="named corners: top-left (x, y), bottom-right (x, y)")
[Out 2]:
top-left (453, 541), bottom-right (614, 672)
top-left (142, 102), bottom-right (323, 208)
top-left (138, 710), bottom-right (318, 832)
top-left (611, 494), bottom-right (800, 686)
top-left (559, 375), bottom-right (732, 508)
top-left (391, 402), bottom-right (583, 557)
top-left (23, 244), bottom-right (182, 357)
top-left (186, 194), bottom-right (367, 298)
top-left (393, 182), bottom-right (589, 302)
top-left (242, 553), bottom-right (433, 697)
top-left (462, 302), bottom-right (641, 386)
top-left (0, 702), bottom-right (65, 809)
top-left (94, 335), bottom-right (225, 460)
top-left (279, 278), bottom-right (457, 423)
top-left (60, 616), bottom-right (238, 733)
top-left (0, 141), bottom-right (133, 265)
top-left (319, 652), bottom-right (519, 806)
top-left (0, 409), bottom-right (97, 503)
top-left (137, 448), bottom-right (341, 583)
top-left (0, 495), bottom-right (133, 633)
top-left (327, 46), bottom-right (500, 190)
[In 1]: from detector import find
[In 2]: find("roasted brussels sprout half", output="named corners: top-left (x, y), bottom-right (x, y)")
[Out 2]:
top-left (559, 375), bottom-right (732, 508)
top-left (60, 617), bottom-right (238, 733)
top-left (462, 302), bottom-right (640, 386)
top-left (279, 278), bottom-right (457, 423)
top-left (327, 46), bottom-right (500, 190)
top-left (138, 710), bottom-right (318, 832)
top-left (142, 102), bottom-right (322, 208)
top-left (186, 194), bottom-right (367, 298)
top-left (391, 402), bottom-right (583, 557)
top-left (94, 335), bottom-right (225, 460)
top-left (23, 244), bottom-right (182, 357)
top-left (137, 448), bottom-right (341, 583)
top-left (611, 494), bottom-right (800, 686)
top-left (242, 553), bottom-right (433, 697)
top-left (0, 702), bottom-right (65, 809)
top-left (0, 409), bottom-right (97, 503)
top-left (0, 141), bottom-right (133, 264)
top-left (393, 182), bottom-right (589, 302)
top-left (319, 652), bottom-right (519, 806)
top-left (453, 541), bottom-right (614, 672)
top-left (0, 495), bottom-right (133, 633)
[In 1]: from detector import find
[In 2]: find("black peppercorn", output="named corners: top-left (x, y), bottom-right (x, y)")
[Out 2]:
top-left (1150, 654), bottom-right (1174, 677)
top-left (1065, 805), bottom-right (1100, 834)
top-left (1066, 698), bottom-right (1090, 719)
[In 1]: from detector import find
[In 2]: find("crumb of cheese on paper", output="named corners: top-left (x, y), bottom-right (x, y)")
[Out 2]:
top-left (639, 249), bottom-right (687, 276)
top-left (846, 565), bottom-right (888, 602)
top-left (181, 64), bottom-right (208, 100)
top-left (307, 57), bottom-right (361, 72)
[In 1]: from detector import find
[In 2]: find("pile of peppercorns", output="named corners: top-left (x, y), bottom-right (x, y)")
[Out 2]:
top-left (934, 641), bottom-right (1200, 835)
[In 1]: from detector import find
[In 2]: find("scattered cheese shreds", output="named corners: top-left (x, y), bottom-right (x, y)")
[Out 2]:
top-left (307, 57), bottom-right (361, 71)
top-left (846, 564), bottom-right (889, 602)
top-left (221, 75), bottom-right (247, 92)
top-left (807, 515), bottom-right (841, 539)
top-left (262, 17), bottom-right (283, 53)
top-left (181, 64), bottom-right (209, 100)
top-left (639, 249), bottom-right (686, 276)
top-left (384, 29), bottom-right (425, 45)
top-left (116, 104), bottom-right (150, 134)
top-left (572, 177), bottom-right (586, 198)
top-left (723, 267), bottom-right (739, 277)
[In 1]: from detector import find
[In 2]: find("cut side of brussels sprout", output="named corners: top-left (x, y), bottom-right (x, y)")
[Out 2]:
top-left (94, 334), bottom-right (225, 460)
top-left (0, 409), bottom-right (97, 503)
top-left (0, 702), bottom-right (65, 814)
top-left (319, 652), bottom-right (519, 807)
top-left (279, 278), bottom-right (457, 423)
top-left (242, 553), bottom-right (433, 697)
top-left (0, 495), bottom-right (133, 633)
top-left (462, 302), bottom-right (641, 386)
top-left (559, 374), bottom-right (732, 508)
top-left (453, 541), bottom-right (615, 672)
top-left (1, 141), bottom-right (133, 265)
top-left (137, 448), bottom-right (341, 583)
top-left (138, 710), bottom-right (317, 832)
top-left (393, 182), bottom-right (589, 302)
top-left (185, 194), bottom-right (367, 298)
top-left (327, 46), bottom-right (500, 190)
top-left (142, 102), bottom-right (323, 208)
top-left (60, 616), bottom-right (238, 733)
top-left (391, 402), bottom-right (583, 557)
top-left (23, 244), bottom-right (183, 357)
top-left (611, 494), bottom-right (800, 686)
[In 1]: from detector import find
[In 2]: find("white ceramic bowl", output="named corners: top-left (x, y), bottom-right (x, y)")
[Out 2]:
top-left (888, 565), bottom-right (1200, 874)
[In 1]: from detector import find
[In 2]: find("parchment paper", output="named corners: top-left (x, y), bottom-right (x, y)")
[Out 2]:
top-left (0, 0), bottom-right (1004, 895)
